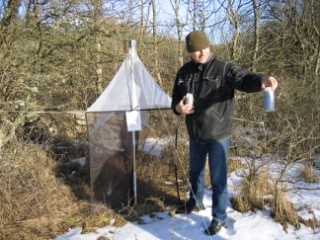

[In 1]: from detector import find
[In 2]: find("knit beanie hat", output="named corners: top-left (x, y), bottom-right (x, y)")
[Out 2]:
top-left (186, 30), bottom-right (210, 52)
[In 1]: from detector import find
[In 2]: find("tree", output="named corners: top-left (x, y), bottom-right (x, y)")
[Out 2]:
top-left (172, 0), bottom-right (184, 66)
top-left (251, 0), bottom-right (269, 71)
top-left (188, 0), bottom-right (215, 31)
top-left (218, 0), bottom-right (252, 62)
top-left (0, 0), bottom-right (22, 31)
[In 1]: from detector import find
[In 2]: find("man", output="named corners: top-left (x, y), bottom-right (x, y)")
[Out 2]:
top-left (171, 30), bottom-right (278, 236)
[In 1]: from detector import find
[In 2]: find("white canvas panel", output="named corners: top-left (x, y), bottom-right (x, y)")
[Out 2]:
top-left (86, 47), bottom-right (171, 113)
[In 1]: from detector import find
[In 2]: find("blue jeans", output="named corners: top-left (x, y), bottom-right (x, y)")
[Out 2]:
top-left (189, 138), bottom-right (230, 222)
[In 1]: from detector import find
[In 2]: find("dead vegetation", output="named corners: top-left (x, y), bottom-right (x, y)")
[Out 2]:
top-left (0, 141), bottom-right (87, 239)
top-left (230, 166), bottom-right (273, 213)
top-left (298, 162), bottom-right (320, 183)
top-left (1, 112), bottom-right (320, 239)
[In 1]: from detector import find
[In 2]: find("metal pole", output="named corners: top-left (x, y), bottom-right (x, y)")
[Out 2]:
top-left (132, 131), bottom-right (137, 205)
top-left (129, 39), bottom-right (138, 205)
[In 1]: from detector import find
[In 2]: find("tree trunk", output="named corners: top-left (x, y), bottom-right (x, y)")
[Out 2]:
top-left (252, 0), bottom-right (260, 72)
top-left (0, 0), bottom-right (22, 46)
top-left (150, 0), bottom-right (162, 85)
top-left (174, 0), bottom-right (184, 66)
top-left (94, 0), bottom-right (103, 93)
top-left (0, 0), bottom-right (22, 30)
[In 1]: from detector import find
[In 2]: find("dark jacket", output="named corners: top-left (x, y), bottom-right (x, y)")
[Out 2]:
top-left (171, 55), bottom-right (264, 142)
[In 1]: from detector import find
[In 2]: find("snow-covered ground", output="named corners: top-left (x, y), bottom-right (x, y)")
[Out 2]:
top-left (54, 154), bottom-right (320, 240)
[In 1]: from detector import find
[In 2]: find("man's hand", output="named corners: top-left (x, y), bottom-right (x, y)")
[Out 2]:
top-left (175, 96), bottom-right (195, 115)
top-left (261, 76), bottom-right (278, 91)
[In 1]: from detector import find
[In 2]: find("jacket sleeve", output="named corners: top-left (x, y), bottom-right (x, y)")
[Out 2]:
top-left (171, 73), bottom-right (182, 115)
top-left (225, 62), bottom-right (264, 93)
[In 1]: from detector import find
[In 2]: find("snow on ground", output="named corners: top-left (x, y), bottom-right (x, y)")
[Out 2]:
top-left (53, 188), bottom-right (319, 240)
top-left (54, 157), bottom-right (320, 240)
top-left (142, 137), bottom-right (172, 156)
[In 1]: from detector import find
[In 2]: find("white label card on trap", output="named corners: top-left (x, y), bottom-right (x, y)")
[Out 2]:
top-left (126, 111), bottom-right (141, 131)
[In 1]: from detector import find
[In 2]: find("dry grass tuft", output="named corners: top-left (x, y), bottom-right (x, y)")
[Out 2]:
top-left (230, 166), bottom-right (311, 231)
top-left (0, 141), bottom-right (121, 240)
top-left (298, 162), bottom-right (319, 183)
top-left (117, 197), bottom-right (167, 223)
top-left (231, 167), bottom-right (273, 213)
top-left (272, 191), bottom-right (300, 229)
top-left (297, 209), bottom-right (320, 230)
top-left (83, 212), bottom-right (127, 232)
top-left (228, 158), bottom-right (247, 173)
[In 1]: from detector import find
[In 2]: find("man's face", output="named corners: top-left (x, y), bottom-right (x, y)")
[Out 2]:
top-left (189, 47), bottom-right (210, 64)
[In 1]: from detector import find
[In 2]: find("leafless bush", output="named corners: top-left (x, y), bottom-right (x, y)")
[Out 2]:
top-left (230, 73), bottom-right (320, 229)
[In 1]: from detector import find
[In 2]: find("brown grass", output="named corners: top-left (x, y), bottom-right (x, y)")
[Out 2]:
top-left (272, 191), bottom-right (300, 229)
top-left (0, 117), bottom-right (186, 239)
top-left (298, 162), bottom-right (320, 183)
top-left (230, 167), bottom-right (273, 213)
top-left (0, 141), bottom-right (123, 240)
top-left (228, 157), bottom-right (247, 173)
top-left (230, 163), bottom-right (319, 231)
